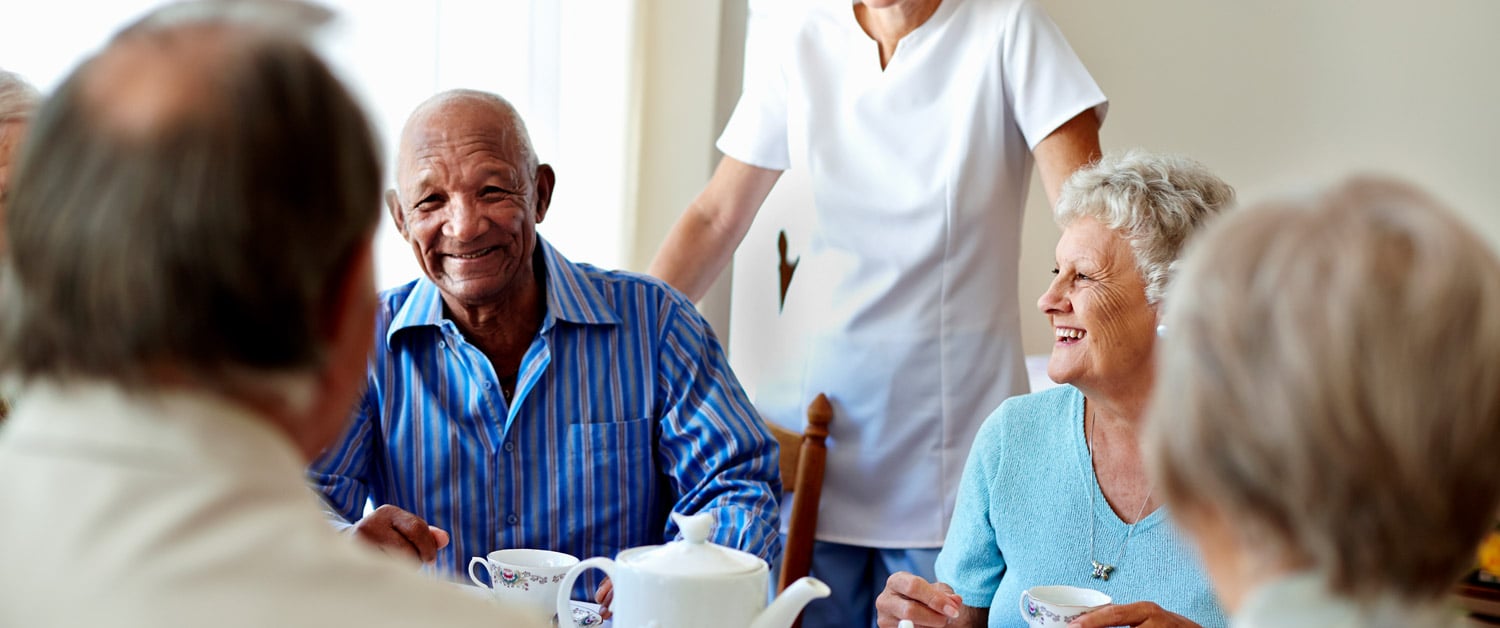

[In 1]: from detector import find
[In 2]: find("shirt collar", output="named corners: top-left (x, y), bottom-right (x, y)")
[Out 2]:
top-left (386, 237), bottom-right (620, 348)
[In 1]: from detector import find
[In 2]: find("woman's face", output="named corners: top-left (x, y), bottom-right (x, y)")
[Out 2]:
top-left (1038, 216), bottom-right (1159, 393)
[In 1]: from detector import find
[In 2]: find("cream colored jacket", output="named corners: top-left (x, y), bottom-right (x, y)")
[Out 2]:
top-left (0, 382), bottom-right (546, 628)
top-left (1234, 573), bottom-right (1466, 628)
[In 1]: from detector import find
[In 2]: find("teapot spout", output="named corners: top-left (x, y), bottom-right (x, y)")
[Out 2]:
top-left (750, 577), bottom-right (831, 628)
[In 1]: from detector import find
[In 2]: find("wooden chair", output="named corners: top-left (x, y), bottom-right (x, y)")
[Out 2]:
top-left (771, 232), bottom-right (827, 627)
top-left (767, 393), bottom-right (833, 624)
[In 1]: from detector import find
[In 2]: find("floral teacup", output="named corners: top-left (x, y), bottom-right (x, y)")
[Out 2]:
top-left (469, 548), bottom-right (579, 622)
top-left (1019, 585), bottom-right (1111, 627)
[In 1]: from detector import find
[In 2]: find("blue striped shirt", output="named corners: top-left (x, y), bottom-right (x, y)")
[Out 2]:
top-left (309, 238), bottom-right (782, 586)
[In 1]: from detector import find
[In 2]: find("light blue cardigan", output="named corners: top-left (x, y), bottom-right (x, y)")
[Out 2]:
top-left (935, 385), bottom-right (1227, 627)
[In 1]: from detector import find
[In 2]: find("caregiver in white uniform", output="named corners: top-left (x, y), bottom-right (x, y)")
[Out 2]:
top-left (649, 1), bottom-right (1105, 625)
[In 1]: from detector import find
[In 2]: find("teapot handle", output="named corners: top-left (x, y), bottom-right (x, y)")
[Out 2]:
top-left (558, 557), bottom-right (617, 625)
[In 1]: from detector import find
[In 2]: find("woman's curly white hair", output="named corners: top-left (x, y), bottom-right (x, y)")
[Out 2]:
top-left (1054, 150), bottom-right (1236, 305)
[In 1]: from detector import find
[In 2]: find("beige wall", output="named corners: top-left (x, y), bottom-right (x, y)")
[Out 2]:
top-left (1017, 0), bottom-right (1500, 355)
top-left (631, 0), bottom-right (1500, 356)
top-left (628, 0), bottom-right (746, 338)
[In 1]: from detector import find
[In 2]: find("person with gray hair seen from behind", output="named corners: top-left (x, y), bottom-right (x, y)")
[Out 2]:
top-left (0, 67), bottom-right (39, 423)
top-left (877, 151), bottom-right (1234, 628)
top-left (0, 3), bottom-right (544, 626)
top-left (1146, 178), bottom-right (1500, 628)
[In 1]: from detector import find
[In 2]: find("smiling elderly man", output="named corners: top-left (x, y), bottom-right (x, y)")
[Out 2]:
top-left (309, 90), bottom-right (781, 603)
top-left (0, 5), bottom-right (544, 627)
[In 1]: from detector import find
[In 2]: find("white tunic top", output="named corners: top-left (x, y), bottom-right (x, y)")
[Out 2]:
top-left (719, 0), bottom-right (1106, 547)
top-left (0, 383), bottom-right (548, 628)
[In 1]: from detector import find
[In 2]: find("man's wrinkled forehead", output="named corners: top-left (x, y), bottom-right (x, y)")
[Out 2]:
top-left (396, 95), bottom-right (527, 181)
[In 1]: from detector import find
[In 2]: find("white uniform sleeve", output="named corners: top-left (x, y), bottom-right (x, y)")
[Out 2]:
top-left (716, 3), bottom-right (793, 171)
top-left (1004, 0), bottom-right (1109, 150)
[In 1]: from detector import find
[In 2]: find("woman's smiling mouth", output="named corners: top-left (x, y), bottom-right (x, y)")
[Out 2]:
top-left (1056, 326), bottom-right (1086, 345)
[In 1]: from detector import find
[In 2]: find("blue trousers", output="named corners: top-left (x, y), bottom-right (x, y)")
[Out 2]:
top-left (773, 538), bottom-right (941, 628)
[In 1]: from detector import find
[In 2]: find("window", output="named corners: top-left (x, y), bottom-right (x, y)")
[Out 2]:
top-left (0, 0), bottom-right (637, 289)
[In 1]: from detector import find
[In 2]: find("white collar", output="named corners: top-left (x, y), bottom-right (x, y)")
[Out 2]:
top-left (4, 380), bottom-right (307, 481)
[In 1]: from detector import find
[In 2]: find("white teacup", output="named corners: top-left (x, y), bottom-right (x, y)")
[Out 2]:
top-left (1018, 585), bottom-right (1111, 627)
top-left (468, 549), bottom-right (580, 621)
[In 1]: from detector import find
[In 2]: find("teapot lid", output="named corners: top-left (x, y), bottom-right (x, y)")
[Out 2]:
top-left (620, 512), bottom-right (763, 576)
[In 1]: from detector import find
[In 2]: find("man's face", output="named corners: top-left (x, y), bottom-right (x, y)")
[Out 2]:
top-left (391, 101), bottom-right (550, 309)
top-left (0, 120), bottom-right (26, 223)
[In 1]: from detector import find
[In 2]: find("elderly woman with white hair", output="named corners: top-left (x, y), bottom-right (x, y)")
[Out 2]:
top-left (876, 151), bottom-right (1234, 628)
top-left (1146, 178), bottom-right (1500, 628)
top-left (0, 68), bottom-right (40, 422)
top-left (0, 68), bottom-right (38, 211)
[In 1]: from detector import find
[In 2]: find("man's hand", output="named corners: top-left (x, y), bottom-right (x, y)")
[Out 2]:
top-left (1067, 602), bottom-right (1202, 628)
top-left (351, 504), bottom-right (449, 564)
top-left (876, 571), bottom-right (965, 628)
top-left (594, 578), bottom-right (614, 619)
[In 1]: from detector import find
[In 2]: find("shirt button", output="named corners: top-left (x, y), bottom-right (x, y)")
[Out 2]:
top-left (507, 514), bottom-right (519, 525)
top-left (482, 381), bottom-right (493, 389)
top-left (438, 340), bottom-right (446, 348)
top-left (503, 441), bottom-right (515, 453)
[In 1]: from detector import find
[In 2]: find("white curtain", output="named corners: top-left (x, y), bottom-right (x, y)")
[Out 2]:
top-left (0, 0), bottom-right (642, 289)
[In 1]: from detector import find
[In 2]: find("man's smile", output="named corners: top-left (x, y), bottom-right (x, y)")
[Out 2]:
top-left (446, 246), bottom-right (499, 260)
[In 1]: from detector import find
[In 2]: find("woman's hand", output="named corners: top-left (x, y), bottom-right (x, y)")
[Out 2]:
top-left (1068, 601), bottom-right (1202, 628)
top-left (875, 571), bottom-right (965, 628)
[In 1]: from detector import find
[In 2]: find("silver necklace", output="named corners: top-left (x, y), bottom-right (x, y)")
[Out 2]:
top-left (1086, 406), bottom-right (1153, 581)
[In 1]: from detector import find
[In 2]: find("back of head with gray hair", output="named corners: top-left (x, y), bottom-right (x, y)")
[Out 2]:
top-left (0, 0), bottom-right (380, 386)
top-left (1055, 150), bottom-right (1236, 305)
top-left (1147, 177), bottom-right (1500, 604)
top-left (0, 68), bottom-right (40, 123)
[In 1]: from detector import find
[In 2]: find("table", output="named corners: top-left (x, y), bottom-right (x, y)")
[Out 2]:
top-left (450, 581), bottom-right (610, 627)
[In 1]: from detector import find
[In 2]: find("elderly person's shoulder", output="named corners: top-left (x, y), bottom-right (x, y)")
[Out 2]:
top-left (970, 384), bottom-right (1082, 454)
top-left (565, 256), bottom-right (707, 321)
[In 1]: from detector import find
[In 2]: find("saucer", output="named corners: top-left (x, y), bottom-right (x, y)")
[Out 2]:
top-left (571, 606), bottom-right (603, 626)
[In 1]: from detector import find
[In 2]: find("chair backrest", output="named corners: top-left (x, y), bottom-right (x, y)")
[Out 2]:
top-left (774, 393), bottom-right (832, 595)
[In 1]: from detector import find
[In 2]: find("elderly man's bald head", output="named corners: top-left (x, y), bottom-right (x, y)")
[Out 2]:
top-left (385, 88), bottom-right (555, 313)
top-left (397, 89), bottom-right (538, 182)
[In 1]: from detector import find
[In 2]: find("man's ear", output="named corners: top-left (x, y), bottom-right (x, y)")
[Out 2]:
top-left (290, 232), bottom-right (377, 460)
top-left (322, 232), bottom-right (376, 357)
top-left (533, 164), bottom-right (555, 224)
top-left (385, 189), bottom-right (408, 238)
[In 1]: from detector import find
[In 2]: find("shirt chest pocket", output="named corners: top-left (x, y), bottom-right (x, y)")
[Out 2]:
top-left (566, 418), bottom-right (658, 556)
top-left (566, 417), bottom-right (655, 472)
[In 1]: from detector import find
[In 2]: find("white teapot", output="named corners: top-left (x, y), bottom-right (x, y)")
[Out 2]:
top-left (557, 512), bottom-right (830, 628)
